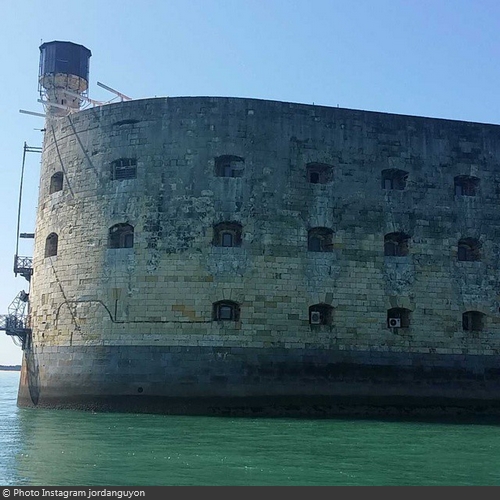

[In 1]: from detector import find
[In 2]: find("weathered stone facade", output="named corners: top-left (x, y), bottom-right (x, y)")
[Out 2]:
top-left (18, 96), bottom-right (500, 416)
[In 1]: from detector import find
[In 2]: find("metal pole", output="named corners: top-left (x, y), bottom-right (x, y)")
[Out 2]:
top-left (15, 142), bottom-right (28, 261)
top-left (14, 143), bottom-right (41, 271)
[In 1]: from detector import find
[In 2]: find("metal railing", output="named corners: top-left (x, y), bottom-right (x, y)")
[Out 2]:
top-left (0, 291), bottom-right (31, 349)
top-left (13, 255), bottom-right (33, 281)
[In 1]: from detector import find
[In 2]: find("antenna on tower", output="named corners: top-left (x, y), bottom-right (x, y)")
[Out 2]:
top-left (19, 109), bottom-right (46, 118)
top-left (61, 89), bottom-right (105, 107)
top-left (37, 98), bottom-right (73, 112)
top-left (97, 81), bottom-right (132, 102)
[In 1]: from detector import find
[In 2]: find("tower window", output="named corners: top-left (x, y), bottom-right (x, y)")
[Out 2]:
top-left (45, 233), bottom-right (58, 257)
top-left (213, 301), bottom-right (240, 321)
top-left (308, 227), bottom-right (333, 252)
top-left (49, 172), bottom-right (63, 194)
top-left (213, 222), bottom-right (242, 247)
top-left (306, 163), bottom-right (333, 184)
top-left (215, 155), bottom-right (244, 177)
top-left (309, 304), bottom-right (333, 325)
top-left (458, 238), bottom-right (481, 262)
top-left (381, 169), bottom-right (408, 190)
top-left (108, 223), bottom-right (134, 249)
top-left (111, 158), bottom-right (137, 180)
top-left (221, 232), bottom-right (233, 247)
top-left (384, 232), bottom-right (409, 257)
top-left (462, 311), bottom-right (484, 332)
top-left (387, 308), bottom-right (411, 328)
top-left (454, 175), bottom-right (479, 196)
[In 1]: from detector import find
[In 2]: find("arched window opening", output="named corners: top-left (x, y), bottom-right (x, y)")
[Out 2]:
top-left (384, 232), bottom-right (409, 257)
top-left (462, 311), bottom-right (484, 332)
top-left (213, 301), bottom-right (240, 321)
top-left (458, 238), bottom-right (481, 262)
top-left (454, 175), bottom-right (479, 196)
top-left (108, 223), bottom-right (134, 249)
top-left (306, 163), bottom-right (333, 184)
top-left (308, 227), bottom-right (333, 252)
top-left (45, 233), bottom-right (58, 257)
top-left (309, 304), bottom-right (333, 326)
top-left (381, 169), bottom-right (408, 190)
top-left (213, 222), bottom-right (242, 247)
top-left (215, 155), bottom-right (244, 178)
top-left (387, 308), bottom-right (411, 328)
top-left (49, 172), bottom-right (63, 194)
top-left (111, 158), bottom-right (137, 180)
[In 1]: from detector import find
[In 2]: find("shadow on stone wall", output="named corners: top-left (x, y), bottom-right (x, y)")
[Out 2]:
top-left (24, 344), bottom-right (40, 406)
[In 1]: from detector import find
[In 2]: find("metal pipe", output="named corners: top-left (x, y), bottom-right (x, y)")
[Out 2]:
top-left (15, 143), bottom-right (28, 261)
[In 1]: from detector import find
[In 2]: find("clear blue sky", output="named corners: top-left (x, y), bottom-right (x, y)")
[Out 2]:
top-left (1, 0), bottom-right (499, 364)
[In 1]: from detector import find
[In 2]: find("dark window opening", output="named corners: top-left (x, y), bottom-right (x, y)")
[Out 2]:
top-left (306, 162), bottom-right (333, 184)
top-left (45, 233), bottom-right (58, 257)
top-left (458, 238), bottom-right (481, 262)
top-left (308, 227), bottom-right (333, 252)
top-left (49, 172), bottom-right (63, 194)
top-left (215, 155), bottom-right (244, 177)
top-left (454, 175), bottom-right (479, 196)
top-left (381, 169), bottom-right (408, 190)
top-left (462, 311), bottom-right (484, 332)
top-left (308, 235), bottom-right (322, 252)
top-left (221, 232), bottom-right (233, 247)
top-left (213, 222), bottom-right (242, 247)
top-left (384, 232), bottom-right (410, 257)
top-left (111, 158), bottom-right (137, 180)
top-left (309, 304), bottom-right (333, 325)
top-left (387, 308), bottom-right (411, 328)
top-left (310, 172), bottom-right (320, 183)
top-left (108, 223), bottom-right (134, 249)
top-left (213, 301), bottom-right (240, 321)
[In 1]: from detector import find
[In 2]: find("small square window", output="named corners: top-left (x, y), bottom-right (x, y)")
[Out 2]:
top-left (454, 176), bottom-right (479, 197)
top-left (384, 233), bottom-right (409, 257)
top-left (308, 236), bottom-right (322, 252)
top-left (109, 223), bottom-right (134, 249)
top-left (387, 308), bottom-right (411, 328)
top-left (219, 306), bottom-right (233, 320)
top-left (381, 169), bottom-right (408, 190)
top-left (462, 311), bottom-right (484, 331)
top-left (215, 156), bottom-right (245, 177)
top-left (111, 158), bottom-right (137, 180)
top-left (221, 232), bottom-right (233, 247)
top-left (306, 163), bottom-right (333, 184)
top-left (213, 301), bottom-right (240, 321)
top-left (309, 172), bottom-right (320, 184)
top-left (307, 228), bottom-right (333, 252)
top-left (49, 172), bottom-right (64, 194)
top-left (213, 222), bottom-right (242, 247)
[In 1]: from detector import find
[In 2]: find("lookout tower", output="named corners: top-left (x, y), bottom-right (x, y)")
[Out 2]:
top-left (38, 41), bottom-right (91, 116)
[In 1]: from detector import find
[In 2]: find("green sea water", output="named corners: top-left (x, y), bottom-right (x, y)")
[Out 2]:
top-left (1, 370), bottom-right (500, 486)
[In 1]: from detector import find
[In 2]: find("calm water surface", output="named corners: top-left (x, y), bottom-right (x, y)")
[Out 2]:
top-left (1, 371), bottom-right (500, 486)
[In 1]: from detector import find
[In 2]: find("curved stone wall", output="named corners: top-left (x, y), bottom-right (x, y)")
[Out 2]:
top-left (18, 96), bottom-right (500, 415)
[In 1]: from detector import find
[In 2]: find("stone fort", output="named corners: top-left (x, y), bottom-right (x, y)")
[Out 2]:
top-left (11, 42), bottom-right (500, 416)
